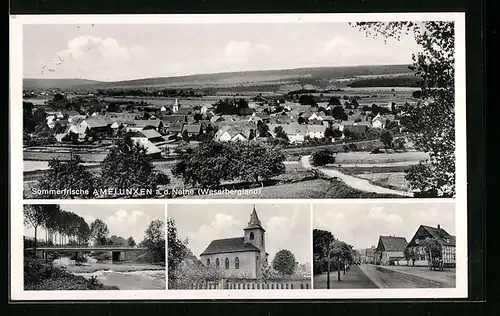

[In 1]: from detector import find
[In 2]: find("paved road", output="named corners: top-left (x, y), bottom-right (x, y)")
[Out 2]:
top-left (359, 264), bottom-right (452, 288)
top-left (301, 155), bottom-right (413, 197)
top-left (313, 265), bottom-right (379, 289)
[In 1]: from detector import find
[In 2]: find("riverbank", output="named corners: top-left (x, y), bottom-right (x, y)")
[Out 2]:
top-left (24, 258), bottom-right (119, 290)
top-left (64, 261), bottom-right (165, 274)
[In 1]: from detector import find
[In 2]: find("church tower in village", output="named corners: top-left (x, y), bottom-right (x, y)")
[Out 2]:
top-left (172, 98), bottom-right (179, 113)
top-left (243, 205), bottom-right (267, 267)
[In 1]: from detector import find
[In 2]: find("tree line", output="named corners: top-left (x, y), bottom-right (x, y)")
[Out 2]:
top-left (172, 140), bottom-right (286, 189)
top-left (313, 229), bottom-right (355, 288)
top-left (24, 204), bottom-right (165, 263)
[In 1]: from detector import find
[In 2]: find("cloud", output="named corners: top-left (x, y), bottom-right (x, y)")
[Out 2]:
top-left (44, 35), bottom-right (150, 80)
top-left (224, 40), bottom-right (271, 63)
top-left (103, 209), bottom-right (149, 242)
top-left (321, 36), bottom-right (351, 53)
top-left (366, 206), bottom-right (404, 225)
top-left (186, 213), bottom-right (244, 256)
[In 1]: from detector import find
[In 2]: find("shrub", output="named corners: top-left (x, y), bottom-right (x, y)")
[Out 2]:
top-left (311, 149), bottom-right (336, 166)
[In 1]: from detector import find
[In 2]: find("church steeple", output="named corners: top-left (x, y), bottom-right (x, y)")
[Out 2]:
top-left (247, 205), bottom-right (262, 228)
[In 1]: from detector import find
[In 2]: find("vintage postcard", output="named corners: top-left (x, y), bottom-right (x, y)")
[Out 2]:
top-left (9, 12), bottom-right (467, 301)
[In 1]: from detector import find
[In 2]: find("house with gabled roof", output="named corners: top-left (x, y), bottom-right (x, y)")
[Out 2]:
top-left (283, 123), bottom-right (307, 144)
top-left (375, 236), bottom-right (408, 265)
top-left (80, 118), bottom-right (110, 133)
top-left (126, 119), bottom-right (164, 132)
top-left (372, 113), bottom-right (388, 129)
top-left (130, 129), bottom-right (164, 144)
top-left (307, 124), bottom-right (326, 139)
top-left (182, 124), bottom-right (202, 137)
top-left (405, 225), bottom-right (456, 267)
top-left (200, 206), bottom-right (268, 279)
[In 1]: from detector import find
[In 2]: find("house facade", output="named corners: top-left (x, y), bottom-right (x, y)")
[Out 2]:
top-left (372, 113), bottom-right (388, 129)
top-left (307, 125), bottom-right (326, 139)
top-left (200, 206), bottom-right (268, 279)
top-left (375, 236), bottom-right (408, 265)
top-left (404, 224), bottom-right (456, 267)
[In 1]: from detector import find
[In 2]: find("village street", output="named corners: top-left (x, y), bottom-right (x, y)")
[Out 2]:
top-left (313, 265), bottom-right (379, 289)
top-left (359, 264), bottom-right (455, 289)
top-left (300, 155), bottom-right (413, 197)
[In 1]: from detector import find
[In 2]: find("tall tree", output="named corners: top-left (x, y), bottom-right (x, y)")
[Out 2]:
top-left (380, 130), bottom-right (394, 150)
top-left (143, 219), bottom-right (166, 263)
top-left (313, 229), bottom-right (335, 288)
top-left (352, 22), bottom-right (455, 197)
top-left (99, 140), bottom-right (165, 197)
top-left (271, 249), bottom-right (297, 278)
top-left (39, 156), bottom-right (96, 199)
top-left (234, 142), bottom-right (286, 183)
top-left (24, 205), bottom-right (50, 257)
top-left (167, 218), bottom-right (187, 285)
top-left (90, 219), bottom-right (109, 246)
top-left (127, 236), bottom-right (136, 247)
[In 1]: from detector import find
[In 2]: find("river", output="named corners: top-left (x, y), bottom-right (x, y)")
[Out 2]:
top-left (54, 257), bottom-right (166, 290)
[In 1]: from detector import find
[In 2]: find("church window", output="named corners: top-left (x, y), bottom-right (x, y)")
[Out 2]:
top-left (257, 255), bottom-right (259, 260)
top-left (216, 258), bottom-right (219, 267)
top-left (250, 232), bottom-right (254, 240)
top-left (207, 258), bottom-right (210, 266)
top-left (235, 257), bottom-right (239, 269)
top-left (225, 258), bottom-right (229, 269)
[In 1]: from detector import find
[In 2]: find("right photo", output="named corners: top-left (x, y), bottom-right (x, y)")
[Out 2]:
top-left (312, 202), bottom-right (456, 289)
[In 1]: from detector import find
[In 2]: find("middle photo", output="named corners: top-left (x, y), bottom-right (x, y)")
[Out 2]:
top-left (167, 203), bottom-right (312, 290)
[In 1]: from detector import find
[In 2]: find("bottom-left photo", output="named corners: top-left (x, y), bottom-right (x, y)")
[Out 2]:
top-left (23, 204), bottom-right (166, 291)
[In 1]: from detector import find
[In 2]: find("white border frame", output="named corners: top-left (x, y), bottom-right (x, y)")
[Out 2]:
top-left (10, 12), bottom-right (467, 301)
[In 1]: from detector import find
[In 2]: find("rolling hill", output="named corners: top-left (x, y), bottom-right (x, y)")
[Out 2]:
top-left (23, 64), bottom-right (415, 91)
top-left (23, 78), bottom-right (102, 91)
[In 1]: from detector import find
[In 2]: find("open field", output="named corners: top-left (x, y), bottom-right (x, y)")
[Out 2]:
top-left (355, 172), bottom-right (409, 191)
top-left (332, 151), bottom-right (429, 165)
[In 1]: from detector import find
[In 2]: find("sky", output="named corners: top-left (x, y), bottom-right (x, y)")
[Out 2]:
top-left (24, 204), bottom-right (165, 244)
top-left (313, 202), bottom-right (456, 250)
top-left (23, 23), bottom-right (421, 81)
top-left (168, 203), bottom-right (311, 264)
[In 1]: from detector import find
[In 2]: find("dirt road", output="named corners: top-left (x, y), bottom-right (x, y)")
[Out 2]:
top-left (301, 155), bottom-right (413, 197)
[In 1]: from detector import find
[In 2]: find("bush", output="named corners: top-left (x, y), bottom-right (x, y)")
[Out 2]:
top-left (371, 147), bottom-right (382, 154)
top-left (311, 149), bottom-right (336, 166)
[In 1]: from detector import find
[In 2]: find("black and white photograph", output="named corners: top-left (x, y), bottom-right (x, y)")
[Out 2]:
top-left (312, 202), bottom-right (456, 289)
top-left (167, 203), bottom-right (312, 290)
top-left (23, 204), bottom-right (166, 290)
top-left (20, 19), bottom-right (457, 200)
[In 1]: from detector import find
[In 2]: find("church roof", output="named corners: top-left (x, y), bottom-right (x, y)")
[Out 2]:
top-left (200, 237), bottom-right (261, 255)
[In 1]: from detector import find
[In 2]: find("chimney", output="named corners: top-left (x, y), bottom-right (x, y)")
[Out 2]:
top-left (437, 224), bottom-right (441, 229)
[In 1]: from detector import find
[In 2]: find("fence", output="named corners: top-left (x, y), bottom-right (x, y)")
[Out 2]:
top-left (187, 280), bottom-right (311, 290)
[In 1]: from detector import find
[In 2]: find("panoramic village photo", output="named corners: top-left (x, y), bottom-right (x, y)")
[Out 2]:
top-left (23, 204), bottom-right (166, 290)
top-left (167, 203), bottom-right (312, 290)
top-left (21, 21), bottom-right (456, 199)
top-left (312, 202), bottom-right (456, 289)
